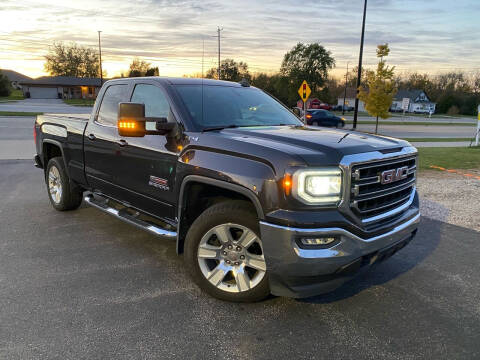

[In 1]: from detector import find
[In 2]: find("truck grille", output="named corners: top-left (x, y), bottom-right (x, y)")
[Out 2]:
top-left (350, 155), bottom-right (417, 226)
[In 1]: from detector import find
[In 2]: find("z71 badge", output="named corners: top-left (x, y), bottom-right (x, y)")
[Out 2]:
top-left (149, 176), bottom-right (169, 190)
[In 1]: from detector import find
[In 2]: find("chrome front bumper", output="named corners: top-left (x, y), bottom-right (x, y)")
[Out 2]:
top-left (259, 212), bottom-right (420, 298)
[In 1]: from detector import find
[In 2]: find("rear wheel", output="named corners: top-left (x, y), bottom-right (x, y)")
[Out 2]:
top-left (45, 157), bottom-right (83, 211)
top-left (184, 201), bottom-right (270, 302)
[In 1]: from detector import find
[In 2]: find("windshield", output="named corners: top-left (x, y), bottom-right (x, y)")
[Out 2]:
top-left (174, 85), bottom-right (302, 130)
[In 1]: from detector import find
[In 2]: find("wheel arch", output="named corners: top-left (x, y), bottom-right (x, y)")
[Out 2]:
top-left (42, 139), bottom-right (69, 177)
top-left (176, 175), bottom-right (265, 254)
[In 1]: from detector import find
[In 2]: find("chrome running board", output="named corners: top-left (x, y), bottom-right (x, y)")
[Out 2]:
top-left (84, 193), bottom-right (177, 239)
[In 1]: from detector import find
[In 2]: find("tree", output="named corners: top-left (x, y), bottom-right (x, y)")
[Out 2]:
top-left (280, 43), bottom-right (335, 95)
top-left (0, 70), bottom-right (11, 97)
top-left (206, 59), bottom-right (250, 82)
top-left (358, 43), bottom-right (396, 134)
top-left (128, 58), bottom-right (159, 77)
top-left (44, 42), bottom-right (99, 78)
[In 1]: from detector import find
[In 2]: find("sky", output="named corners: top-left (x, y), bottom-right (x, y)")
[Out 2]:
top-left (1, 0), bottom-right (479, 79)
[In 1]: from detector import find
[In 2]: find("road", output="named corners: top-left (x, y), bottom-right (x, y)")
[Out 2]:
top-left (0, 161), bottom-right (479, 359)
top-left (0, 98), bottom-right (92, 114)
top-left (0, 116), bottom-right (475, 161)
top-left (339, 113), bottom-right (477, 124)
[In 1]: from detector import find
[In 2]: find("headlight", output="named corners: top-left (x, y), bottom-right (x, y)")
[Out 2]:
top-left (292, 168), bottom-right (343, 205)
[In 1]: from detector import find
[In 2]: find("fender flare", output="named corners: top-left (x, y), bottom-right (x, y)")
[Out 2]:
top-left (176, 175), bottom-right (265, 253)
top-left (42, 139), bottom-right (70, 177)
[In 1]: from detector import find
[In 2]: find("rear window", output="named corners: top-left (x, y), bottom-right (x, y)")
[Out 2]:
top-left (97, 84), bottom-right (128, 126)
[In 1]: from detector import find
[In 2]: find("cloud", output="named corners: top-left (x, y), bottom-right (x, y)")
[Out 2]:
top-left (0, 0), bottom-right (478, 77)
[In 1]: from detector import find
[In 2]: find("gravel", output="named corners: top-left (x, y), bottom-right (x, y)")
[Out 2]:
top-left (417, 170), bottom-right (480, 232)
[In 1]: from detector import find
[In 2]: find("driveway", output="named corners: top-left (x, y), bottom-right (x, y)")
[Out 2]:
top-left (0, 161), bottom-right (479, 359)
top-left (0, 98), bottom-right (92, 114)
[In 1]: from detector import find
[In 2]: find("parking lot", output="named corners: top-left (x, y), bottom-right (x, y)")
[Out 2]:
top-left (1, 161), bottom-right (479, 359)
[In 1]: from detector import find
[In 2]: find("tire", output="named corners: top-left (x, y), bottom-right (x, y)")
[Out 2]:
top-left (184, 200), bottom-right (270, 302)
top-left (45, 157), bottom-right (83, 211)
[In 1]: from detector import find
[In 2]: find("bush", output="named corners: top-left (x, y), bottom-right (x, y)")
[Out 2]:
top-left (0, 71), bottom-right (11, 97)
top-left (447, 105), bottom-right (459, 115)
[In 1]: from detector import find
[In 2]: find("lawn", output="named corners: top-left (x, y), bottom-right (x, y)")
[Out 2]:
top-left (344, 120), bottom-right (475, 126)
top-left (0, 111), bottom-right (43, 116)
top-left (0, 89), bottom-right (25, 102)
top-left (417, 146), bottom-right (480, 171)
top-left (64, 99), bottom-right (95, 106)
top-left (403, 138), bottom-right (472, 142)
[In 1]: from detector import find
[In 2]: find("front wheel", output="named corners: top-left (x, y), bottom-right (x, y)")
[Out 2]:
top-left (184, 201), bottom-right (270, 302)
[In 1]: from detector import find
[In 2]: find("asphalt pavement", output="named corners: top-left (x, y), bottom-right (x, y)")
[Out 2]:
top-left (0, 98), bottom-right (92, 114)
top-left (0, 161), bottom-right (479, 359)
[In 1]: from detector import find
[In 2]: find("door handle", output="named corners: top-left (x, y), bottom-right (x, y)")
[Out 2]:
top-left (117, 139), bottom-right (128, 147)
top-left (87, 133), bottom-right (96, 141)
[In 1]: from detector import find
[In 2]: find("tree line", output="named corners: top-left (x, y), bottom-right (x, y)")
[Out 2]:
top-left (41, 41), bottom-right (480, 116)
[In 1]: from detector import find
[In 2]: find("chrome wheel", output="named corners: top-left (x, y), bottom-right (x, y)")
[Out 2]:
top-left (48, 165), bottom-right (62, 204)
top-left (197, 223), bottom-right (267, 293)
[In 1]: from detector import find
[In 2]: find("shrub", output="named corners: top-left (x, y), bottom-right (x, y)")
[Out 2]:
top-left (447, 105), bottom-right (459, 115)
top-left (0, 71), bottom-right (11, 97)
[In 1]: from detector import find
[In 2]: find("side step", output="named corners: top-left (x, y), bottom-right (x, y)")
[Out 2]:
top-left (84, 194), bottom-right (177, 239)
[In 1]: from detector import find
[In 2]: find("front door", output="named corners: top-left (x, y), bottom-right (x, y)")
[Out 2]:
top-left (112, 82), bottom-right (181, 221)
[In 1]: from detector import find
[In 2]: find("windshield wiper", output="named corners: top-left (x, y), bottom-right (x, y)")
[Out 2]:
top-left (202, 124), bottom-right (238, 132)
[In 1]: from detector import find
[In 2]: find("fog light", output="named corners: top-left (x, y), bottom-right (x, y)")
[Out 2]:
top-left (300, 237), bottom-right (336, 246)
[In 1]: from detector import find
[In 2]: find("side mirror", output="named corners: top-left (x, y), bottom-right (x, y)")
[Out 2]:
top-left (118, 102), bottom-right (146, 137)
top-left (292, 107), bottom-right (301, 117)
top-left (155, 118), bottom-right (177, 135)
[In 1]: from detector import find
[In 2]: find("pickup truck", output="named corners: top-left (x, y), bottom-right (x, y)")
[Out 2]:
top-left (34, 77), bottom-right (420, 302)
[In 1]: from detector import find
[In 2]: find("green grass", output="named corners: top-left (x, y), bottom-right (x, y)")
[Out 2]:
top-left (344, 120), bottom-right (475, 126)
top-left (403, 138), bottom-right (472, 142)
top-left (0, 89), bottom-right (24, 102)
top-left (64, 99), bottom-right (95, 106)
top-left (0, 111), bottom-right (43, 116)
top-left (418, 146), bottom-right (480, 171)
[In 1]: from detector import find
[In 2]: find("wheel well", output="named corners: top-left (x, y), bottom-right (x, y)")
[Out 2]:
top-left (43, 142), bottom-right (62, 165)
top-left (177, 181), bottom-right (258, 254)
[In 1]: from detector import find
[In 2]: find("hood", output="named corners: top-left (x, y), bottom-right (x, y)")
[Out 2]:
top-left (214, 125), bottom-right (411, 166)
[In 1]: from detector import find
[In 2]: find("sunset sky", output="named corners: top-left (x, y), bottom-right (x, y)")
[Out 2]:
top-left (1, 0), bottom-right (479, 79)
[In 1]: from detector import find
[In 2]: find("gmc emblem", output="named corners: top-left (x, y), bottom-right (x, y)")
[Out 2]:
top-left (380, 166), bottom-right (408, 184)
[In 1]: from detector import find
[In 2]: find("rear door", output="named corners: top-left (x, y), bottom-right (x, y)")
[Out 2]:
top-left (84, 82), bottom-right (129, 198)
top-left (111, 81), bottom-right (181, 220)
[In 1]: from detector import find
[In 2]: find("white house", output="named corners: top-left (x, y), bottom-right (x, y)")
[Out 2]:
top-left (337, 88), bottom-right (366, 112)
top-left (391, 89), bottom-right (436, 114)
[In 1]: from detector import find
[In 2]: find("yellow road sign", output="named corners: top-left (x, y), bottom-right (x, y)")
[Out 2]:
top-left (298, 80), bottom-right (311, 102)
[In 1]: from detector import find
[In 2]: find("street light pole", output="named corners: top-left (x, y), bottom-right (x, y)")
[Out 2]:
top-left (342, 61), bottom-right (349, 116)
top-left (217, 27), bottom-right (223, 80)
top-left (97, 31), bottom-right (103, 86)
top-left (353, 0), bottom-right (367, 130)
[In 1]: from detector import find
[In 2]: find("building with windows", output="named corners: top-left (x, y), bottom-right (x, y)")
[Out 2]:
top-left (20, 76), bottom-right (102, 99)
top-left (391, 89), bottom-right (436, 114)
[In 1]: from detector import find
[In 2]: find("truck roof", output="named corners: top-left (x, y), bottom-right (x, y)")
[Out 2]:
top-left (105, 77), bottom-right (244, 87)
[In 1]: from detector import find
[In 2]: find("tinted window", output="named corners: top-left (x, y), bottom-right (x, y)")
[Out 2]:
top-left (175, 85), bottom-right (301, 130)
top-left (131, 84), bottom-right (174, 130)
top-left (97, 84), bottom-right (128, 126)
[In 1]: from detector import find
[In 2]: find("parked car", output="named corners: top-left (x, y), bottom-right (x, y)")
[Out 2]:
top-left (305, 109), bottom-right (345, 127)
top-left (34, 77), bottom-right (419, 302)
top-left (318, 103), bottom-right (332, 111)
top-left (333, 104), bottom-right (354, 112)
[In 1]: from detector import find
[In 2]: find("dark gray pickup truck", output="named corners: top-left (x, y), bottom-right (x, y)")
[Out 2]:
top-left (34, 77), bottom-right (420, 302)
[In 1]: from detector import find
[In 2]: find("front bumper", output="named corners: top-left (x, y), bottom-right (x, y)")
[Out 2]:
top-left (259, 212), bottom-right (420, 298)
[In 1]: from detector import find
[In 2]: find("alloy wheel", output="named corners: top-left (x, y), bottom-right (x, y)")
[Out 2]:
top-left (48, 165), bottom-right (62, 204)
top-left (197, 223), bottom-right (267, 293)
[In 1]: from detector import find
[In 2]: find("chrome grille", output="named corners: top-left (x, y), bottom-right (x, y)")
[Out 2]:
top-left (350, 155), bottom-right (417, 225)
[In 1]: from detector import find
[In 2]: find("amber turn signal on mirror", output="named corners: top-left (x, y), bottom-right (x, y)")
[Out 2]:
top-left (117, 102), bottom-right (147, 137)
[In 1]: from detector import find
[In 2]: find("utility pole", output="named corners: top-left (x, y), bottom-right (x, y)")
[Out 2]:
top-left (97, 31), bottom-right (103, 86)
top-left (202, 38), bottom-right (205, 78)
top-left (217, 27), bottom-right (223, 80)
top-left (342, 61), bottom-right (350, 115)
top-left (353, 0), bottom-right (367, 129)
